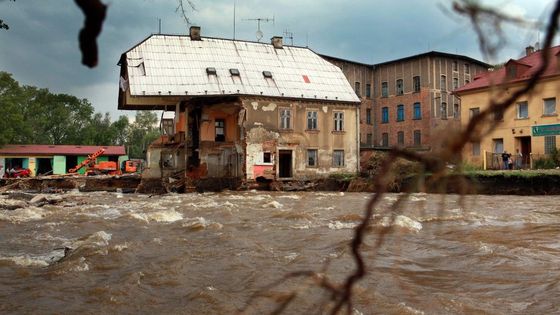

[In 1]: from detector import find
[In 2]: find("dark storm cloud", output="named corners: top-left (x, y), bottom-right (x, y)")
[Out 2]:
top-left (0, 0), bottom-right (554, 118)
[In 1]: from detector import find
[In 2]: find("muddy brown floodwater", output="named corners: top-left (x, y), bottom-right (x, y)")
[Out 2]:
top-left (1, 191), bottom-right (559, 314)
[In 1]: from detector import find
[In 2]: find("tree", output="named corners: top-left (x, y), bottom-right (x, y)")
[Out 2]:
top-left (0, 72), bottom-right (25, 146)
top-left (126, 111), bottom-right (160, 159)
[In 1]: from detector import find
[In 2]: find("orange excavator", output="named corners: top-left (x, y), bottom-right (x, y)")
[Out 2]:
top-left (68, 148), bottom-right (142, 176)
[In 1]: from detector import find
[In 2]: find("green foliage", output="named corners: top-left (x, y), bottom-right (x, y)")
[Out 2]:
top-left (533, 148), bottom-right (560, 169)
top-left (0, 71), bottom-right (160, 160)
top-left (362, 151), bottom-right (423, 190)
top-left (328, 172), bottom-right (357, 182)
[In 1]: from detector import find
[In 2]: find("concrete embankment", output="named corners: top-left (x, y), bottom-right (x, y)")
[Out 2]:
top-left (0, 174), bottom-right (141, 193)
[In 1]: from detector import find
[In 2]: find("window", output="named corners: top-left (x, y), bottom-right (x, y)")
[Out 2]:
top-left (413, 76), bottom-right (420, 93)
top-left (397, 104), bottom-right (405, 121)
top-left (366, 84), bottom-right (371, 98)
top-left (464, 64), bottom-right (470, 74)
top-left (472, 141), bottom-right (481, 156)
top-left (413, 102), bottom-right (422, 119)
top-left (381, 82), bottom-right (388, 97)
top-left (307, 149), bottom-right (318, 167)
top-left (440, 75), bottom-right (447, 91)
top-left (396, 79), bottom-right (403, 95)
top-left (307, 111), bottom-right (318, 130)
top-left (215, 119), bottom-right (225, 142)
top-left (453, 103), bottom-right (460, 119)
top-left (469, 107), bottom-right (480, 119)
top-left (229, 68), bottom-right (240, 76)
top-left (280, 108), bottom-right (291, 129)
top-left (517, 101), bottom-right (529, 119)
top-left (263, 71), bottom-right (273, 78)
top-left (334, 111), bottom-right (344, 131)
top-left (382, 107), bottom-right (389, 123)
top-left (465, 79), bottom-right (470, 85)
top-left (452, 60), bottom-right (458, 72)
top-left (263, 152), bottom-right (272, 163)
top-left (333, 150), bottom-right (344, 167)
top-left (441, 102), bottom-right (447, 119)
top-left (397, 131), bottom-right (404, 146)
top-left (493, 138), bottom-right (504, 153)
top-left (413, 130), bottom-right (421, 146)
top-left (366, 133), bottom-right (373, 145)
top-left (494, 108), bottom-right (504, 121)
top-left (206, 67), bottom-right (217, 75)
top-left (355, 82), bottom-right (361, 96)
top-left (545, 136), bottom-right (557, 154)
top-left (366, 108), bottom-right (372, 124)
top-left (453, 77), bottom-right (459, 90)
top-left (544, 98), bottom-right (557, 115)
top-left (382, 133), bottom-right (389, 147)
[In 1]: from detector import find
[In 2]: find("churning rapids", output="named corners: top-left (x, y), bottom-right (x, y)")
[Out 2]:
top-left (1, 191), bottom-right (559, 314)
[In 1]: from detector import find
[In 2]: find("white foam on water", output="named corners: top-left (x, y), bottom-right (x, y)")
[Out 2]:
top-left (379, 215), bottom-right (423, 232)
top-left (130, 209), bottom-right (183, 223)
top-left (113, 242), bottom-right (129, 251)
top-left (328, 221), bottom-right (358, 230)
top-left (284, 252), bottom-right (299, 262)
top-left (0, 255), bottom-right (50, 267)
top-left (0, 206), bottom-right (45, 223)
top-left (409, 196), bottom-right (427, 202)
top-left (182, 217), bottom-right (223, 230)
top-left (397, 302), bottom-right (425, 315)
top-left (69, 257), bottom-right (90, 272)
top-left (73, 231), bottom-right (112, 248)
top-left (384, 196), bottom-right (398, 202)
top-left (278, 194), bottom-right (301, 200)
top-left (263, 201), bottom-right (283, 209)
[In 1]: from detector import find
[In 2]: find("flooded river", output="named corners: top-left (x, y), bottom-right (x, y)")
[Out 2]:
top-left (1, 191), bottom-right (559, 314)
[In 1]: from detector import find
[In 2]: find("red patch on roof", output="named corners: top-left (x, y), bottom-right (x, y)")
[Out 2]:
top-left (0, 145), bottom-right (126, 156)
top-left (302, 75), bottom-right (310, 83)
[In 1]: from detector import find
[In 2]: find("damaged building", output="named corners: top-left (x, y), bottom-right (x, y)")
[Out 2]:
top-left (118, 27), bottom-right (360, 187)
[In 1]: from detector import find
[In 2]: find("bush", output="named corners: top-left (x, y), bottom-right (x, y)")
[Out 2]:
top-left (534, 157), bottom-right (557, 169)
top-left (362, 151), bottom-right (423, 191)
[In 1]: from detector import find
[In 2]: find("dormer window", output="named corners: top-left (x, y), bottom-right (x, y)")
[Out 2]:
top-left (263, 71), bottom-right (273, 78)
top-left (229, 68), bottom-right (240, 76)
top-left (206, 67), bottom-right (217, 75)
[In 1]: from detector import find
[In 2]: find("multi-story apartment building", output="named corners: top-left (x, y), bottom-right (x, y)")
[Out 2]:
top-left (455, 45), bottom-right (560, 169)
top-left (323, 52), bottom-right (489, 150)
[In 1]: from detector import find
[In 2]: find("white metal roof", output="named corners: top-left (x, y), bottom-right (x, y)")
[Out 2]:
top-left (123, 35), bottom-right (360, 103)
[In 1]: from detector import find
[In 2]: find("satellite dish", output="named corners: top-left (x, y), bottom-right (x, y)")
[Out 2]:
top-left (256, 30), bottom-right (263, 41)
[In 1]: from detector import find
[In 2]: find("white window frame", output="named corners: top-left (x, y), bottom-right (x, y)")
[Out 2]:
top-left (307, 111), bottom-right (318, 130)
top-left (307, 149), bottom-right (318, 167)
top-left (543, 98), bottom-right (556, 116)
top-left (333, 111), bottom-right (344, 131)
top-left (517, 101), bottom-right (529, 119)
top-left (332, 150), bottom-right (344, 167)
top-left (280, 108), bottom-right (292, 129)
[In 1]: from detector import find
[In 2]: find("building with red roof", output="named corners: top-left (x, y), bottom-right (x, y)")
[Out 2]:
top-left (455, 45), bottom-right (560, 169)
top-left (0, 145), bottom-right (128, 177)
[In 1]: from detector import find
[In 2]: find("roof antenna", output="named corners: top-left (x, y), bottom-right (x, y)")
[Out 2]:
top-left (233, 0), bottom-right (236, 39)
top-left (244, 16), bottom-right (275, 42)
top-left (158, 18), bottom-right (162, 34)
top-left (283, 28), bottom-right (294, 46)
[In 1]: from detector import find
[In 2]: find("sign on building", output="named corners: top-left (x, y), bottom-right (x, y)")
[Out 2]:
top-left (532, 124), bottom-right (560, 136)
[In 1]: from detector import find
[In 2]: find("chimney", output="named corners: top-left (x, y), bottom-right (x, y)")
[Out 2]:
top-left (525, 45), bottom-right (534, 56)
top-left (271, 36), bottom-right (283, 49)
top-left (190, 26), bottom-right (201, 41)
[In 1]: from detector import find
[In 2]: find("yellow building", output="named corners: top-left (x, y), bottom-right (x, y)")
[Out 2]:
top-left (455, 46), bottom-right (560, 169)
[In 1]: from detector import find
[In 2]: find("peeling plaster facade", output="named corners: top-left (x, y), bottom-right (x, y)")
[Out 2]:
top-left (118, 29), bottom-right (360, 183)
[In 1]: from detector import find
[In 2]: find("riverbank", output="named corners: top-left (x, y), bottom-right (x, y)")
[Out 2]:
top-left (2, 170), bottom-right (560, 195)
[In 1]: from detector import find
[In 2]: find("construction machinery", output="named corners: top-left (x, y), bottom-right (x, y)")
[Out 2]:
top-left (69, 148), bottom-right (106, 174)
top-left (68, 147), bottom-right (142, 176)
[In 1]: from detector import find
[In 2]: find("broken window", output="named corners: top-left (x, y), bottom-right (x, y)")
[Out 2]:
top-left (263, 152), bottom-right (272, 163)
top-left (307, 149), bottom-right (317, 167)
top-left (307, 111), bottom-right (318, 130)
top-left (332, 150), bottom-right (344, 167)
top-left (396, 79), bottom-right (403, 95)
top-left (334, 111), bottom-right (344, 131)
top-left (413, 76), bottom-right (420, 93)
top-left (161, 152), bottom-right (175, 168)
top-left (215, 119), bottom-right (225, 142)
top-left (280, 108), bottom-right (291, 129)
top-left (381, 82), bottom-right (388, 97)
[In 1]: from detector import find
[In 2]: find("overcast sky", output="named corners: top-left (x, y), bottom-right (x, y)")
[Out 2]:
top-left (0, 0), bottom-right (556, 119)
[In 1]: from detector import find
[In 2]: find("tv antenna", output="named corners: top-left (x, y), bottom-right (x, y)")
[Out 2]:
top-left (244, 16), bottom-right (275, 42)
top-left (283, 28), bottom-right (294, 46)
